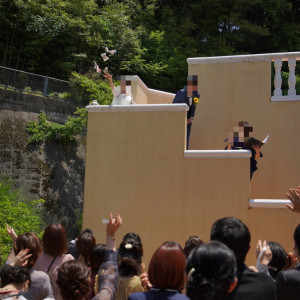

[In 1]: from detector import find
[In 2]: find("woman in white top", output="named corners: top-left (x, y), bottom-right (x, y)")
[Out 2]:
top-left (104, 72), bottom-right (133, 105)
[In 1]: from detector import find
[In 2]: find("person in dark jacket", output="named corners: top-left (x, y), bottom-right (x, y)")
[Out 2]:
top-left (210, 217), bottom-right (275, 300)
top-left (173, 75), bottom-right (200, 149)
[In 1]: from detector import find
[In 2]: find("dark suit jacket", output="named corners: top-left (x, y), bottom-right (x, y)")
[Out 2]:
top-left (128, 289), bottom-right (189, 300)
top-left (224, 264), bottom-right (275, 300)
top-left (275, 266), bottom-right (300, 300)
top-left (172, 89), bottom-right (198, 119)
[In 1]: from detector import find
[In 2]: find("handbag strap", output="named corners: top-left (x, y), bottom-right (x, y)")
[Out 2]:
top-left (47, 256), bottom-right (57, 273)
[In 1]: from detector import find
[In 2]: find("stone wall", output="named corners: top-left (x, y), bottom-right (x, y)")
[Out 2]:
top-left (0, 90), bottom-right (85, 238)
top-left (0, 89), bottom-right (82, 124)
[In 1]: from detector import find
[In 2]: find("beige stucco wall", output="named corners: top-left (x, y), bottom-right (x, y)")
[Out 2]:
top-left (83, 104), bottom-right (299, 268)
top-left (83, 57), bottom-right (300, 268)
top-left (130, 76), bottom-right (175, 104)
top-left (188, 59), bottom-right (300, 199)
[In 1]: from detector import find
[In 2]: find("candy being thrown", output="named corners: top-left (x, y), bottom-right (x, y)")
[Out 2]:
top-left (102, 218), bottom-right (109, 224)
top-left (105, 47), bottom-right (117, 56)
top-left (101, 53), bottom-right (109, 61)
top-left (94, 61), bottom-right (101, 73)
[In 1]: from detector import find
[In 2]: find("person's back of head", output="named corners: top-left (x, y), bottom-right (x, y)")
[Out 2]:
top-left (0, 264), bottom-right (31, 289)
top-left (76, 232), bottom-right (96, 265)
top-left (210, 217), bottom-right (250, 265)
top-left (184, 236), bottom-right (204, 258)
top-left (14, 232), bottom-right (43, 268)
top-left (267, 241), bottom-right (287, 279)
top-left (118, 237), bottom-right (143, 277)
top-left (90, 244), bottom-right (106, 274)
top-left (57, 260), bottom-right (90, 300)
top-left (122, 232), bottom-right (143, 256)
top-left (186, 241), bottom-right (237, 300)
top-left (148, 241), bottom-right (186, 291)
top-left (43, 223), bottom-right (68, 257)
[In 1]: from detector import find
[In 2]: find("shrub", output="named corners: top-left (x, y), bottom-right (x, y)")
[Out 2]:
top-left (0, 178), bottom-right (45, 263)
top-left (69, 72), bottom-right (113, 105)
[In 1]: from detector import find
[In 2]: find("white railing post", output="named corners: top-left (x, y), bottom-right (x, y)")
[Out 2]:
top-left (274, 58), bottom-right (282, 96)
top-left (288, 57), bottom-right (297, 96)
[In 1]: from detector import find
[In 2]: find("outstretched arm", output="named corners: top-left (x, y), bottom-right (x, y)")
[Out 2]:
top-left (106, 212), bottom-right (122, 252)
top-left (103, 72), bottom-right (115, 92)
top-left (286, 186), bottom-right (300, 213)
top-left (93, 213), bottom-right (122, 300)
top-left (5, 224), bottom-right (18, 264)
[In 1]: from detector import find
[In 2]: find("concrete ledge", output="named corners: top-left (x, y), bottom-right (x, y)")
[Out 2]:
top-left (187, 52), bottom-right (300, 64)
top-left (184, 150), bottom-right (251, 158)
top-left (249, 199), bottom-right (292, 208)
top-left (271, 95), bottom-right (300, 102)
top-left (86, 103), bottom-right (188, 112)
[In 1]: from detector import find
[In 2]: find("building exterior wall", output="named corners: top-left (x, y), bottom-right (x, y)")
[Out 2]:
top-left (188, 59), bottom-right (300, 200)
top-left (83, 56), bottom-right (300, 267)
top-left (83, 104), bottom-right (284, 267)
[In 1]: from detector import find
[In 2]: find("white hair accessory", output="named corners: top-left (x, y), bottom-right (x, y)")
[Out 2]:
top-left (187, 268), bottom-right (195, 280)
top-left (125, 243), bottom-right (133, 249)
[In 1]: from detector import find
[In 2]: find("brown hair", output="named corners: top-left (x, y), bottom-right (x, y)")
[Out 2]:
top-left (148, 241), bottom-right (186, 291)
top-left (42, 223), bottom-right (67, 256)
top-left (184, 236), bottom-right (204, 258)
top-left (57, 260), bottom-right (90, 300)
top-left (76, 232), bottom-right (96, 265)
top-left (14, 232), bottom-right (43, 268)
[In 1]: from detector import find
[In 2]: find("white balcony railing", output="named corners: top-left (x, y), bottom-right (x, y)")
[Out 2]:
top-left (271, 52), bottom-right (300, 101)
top-left (188, 52), bottom-right (300, 102)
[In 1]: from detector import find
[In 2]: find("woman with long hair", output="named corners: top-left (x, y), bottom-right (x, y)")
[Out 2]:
top-left (129, 241), bottom-right (188, 300)
top-left (34, 223), bottom-right (74, 299)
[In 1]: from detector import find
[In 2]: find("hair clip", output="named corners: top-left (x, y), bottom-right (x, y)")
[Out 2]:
top-left (125, 243), bottom-right (133, 249)
top-left (187, 267), bottom-right (195, 279)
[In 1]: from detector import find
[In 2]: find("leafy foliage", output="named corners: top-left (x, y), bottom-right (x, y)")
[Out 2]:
top-left (69, 72), bottom-right (113, 105)
top-left (27, 108), bottom-right (87, 144)
top-left (0, 178), bottom-right (45, 262)
top-left (1, 0), bottom-right (300, 92)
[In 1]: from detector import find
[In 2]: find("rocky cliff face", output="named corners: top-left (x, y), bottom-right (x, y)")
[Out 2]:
top-left (0, 92), bottom-right (85, 239)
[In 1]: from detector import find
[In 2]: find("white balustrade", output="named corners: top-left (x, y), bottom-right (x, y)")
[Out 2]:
top-left (270, 53), bottom-right (300, 101)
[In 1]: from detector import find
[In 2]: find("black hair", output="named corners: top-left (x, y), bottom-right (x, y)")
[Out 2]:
top-left (0, 265), bottom-right (31, 288)
top-left (186, 241), bottom-right (237, 300)
top-left (81, 228), bottom-right (94, 235)
top-left (90, 244), bottom-right (106, 274)
top-left (294, 224), bottom-right (300, 251)
top-left (122, 232), bottom-right (142, 244)
top-left (210, 217), bottom-right (250, 264)
top-left (118, 236), bottom-right (143, 277)
top-left (267, 241), bottom-right (287, 279)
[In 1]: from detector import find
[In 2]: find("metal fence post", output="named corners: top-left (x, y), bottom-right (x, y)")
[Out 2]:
top-left (43, 77), bottom-right (48, 97)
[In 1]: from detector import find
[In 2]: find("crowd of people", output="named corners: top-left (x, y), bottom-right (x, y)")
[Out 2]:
top-left (1, 185), bottom-right (300, 300)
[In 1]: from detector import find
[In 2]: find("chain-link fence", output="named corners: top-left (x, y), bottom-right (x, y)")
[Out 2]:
top-left (0, 66), bottom-right (75, 102)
